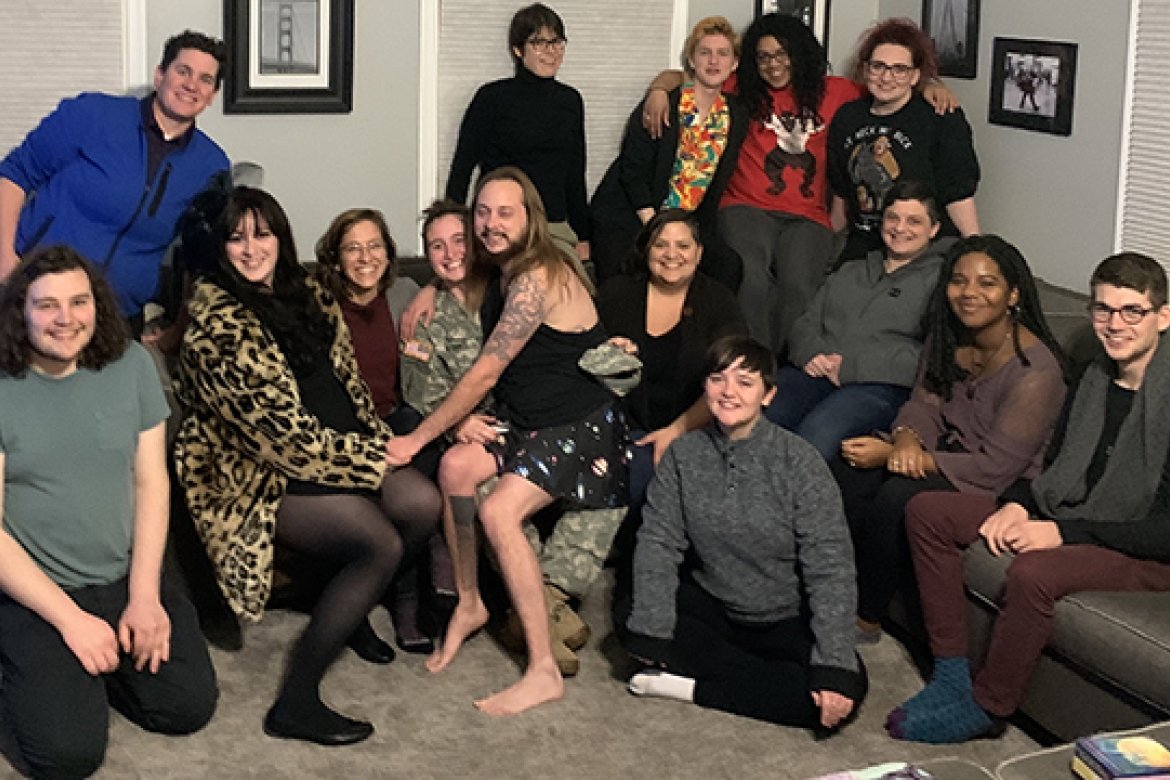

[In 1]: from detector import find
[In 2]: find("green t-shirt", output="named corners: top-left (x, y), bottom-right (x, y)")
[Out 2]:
top-left (0, 342), bottom-right (169, 590)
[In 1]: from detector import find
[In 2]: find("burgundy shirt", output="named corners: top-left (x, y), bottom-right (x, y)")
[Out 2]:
top-left (340, 294), bottom-right (399, 418)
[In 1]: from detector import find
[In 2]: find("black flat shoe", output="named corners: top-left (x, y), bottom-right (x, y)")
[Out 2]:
top-left (263, 705), bottom-right (373, 746)
top-left (397, 636), bottom-right (435, 655)
top-left (347, 621), bottom-right (396, 665)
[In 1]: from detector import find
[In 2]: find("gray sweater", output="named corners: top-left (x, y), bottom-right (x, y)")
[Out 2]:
top-left (787, 242), bottom-right (948, 387)
top-left (628, 420), bottom-right (860, 682)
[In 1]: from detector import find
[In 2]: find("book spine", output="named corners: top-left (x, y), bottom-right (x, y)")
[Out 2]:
top-left (1072, 754), bottom-right (1105, 780)
top-left (1074, 746), bottom-right (1116, 780)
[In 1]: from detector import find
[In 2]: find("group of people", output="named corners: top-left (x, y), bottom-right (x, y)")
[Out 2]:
top-left (2, 6), bottom-right (1170, 780)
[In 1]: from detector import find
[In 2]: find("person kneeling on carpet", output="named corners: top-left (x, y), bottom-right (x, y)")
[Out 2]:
top-left (619, 334), bottom-right (867, 732)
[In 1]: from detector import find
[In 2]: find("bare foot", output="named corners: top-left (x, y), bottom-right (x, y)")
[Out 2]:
top-left (426, 598), bottom-right (488, 673)
top-left (474, 660), bottom-right (564, 715)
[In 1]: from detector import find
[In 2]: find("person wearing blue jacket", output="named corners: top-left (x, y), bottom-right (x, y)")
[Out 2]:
top-left (0, 30), bottom-right (229, 326)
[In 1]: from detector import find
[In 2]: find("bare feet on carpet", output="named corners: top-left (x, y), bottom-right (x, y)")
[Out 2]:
top-left (426, 598), bottom-right (489, 673)
top-left (474, 660), bottom-right (564, 715)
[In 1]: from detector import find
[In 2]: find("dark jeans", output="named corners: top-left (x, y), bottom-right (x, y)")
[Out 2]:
top-left (0, 577), bottom-right (217, 779)
top-left (832, 459), bottom-right (956, 623)
top-left (766, 366), bottom-right (910, 460)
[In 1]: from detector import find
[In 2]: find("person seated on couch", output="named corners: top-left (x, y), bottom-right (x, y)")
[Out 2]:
top-left (620, 334), bottom-right (866, 732)
top-left (0, 246), bottom-right (216, 779)
top-left (889, 252), bottom-right (1170, 743)
top-left (176, 186), bottom-right (441, 745)
top-left (834, 234), bottom-right (1067, 643)
top-left (764, 180), bottom-right (947, 460)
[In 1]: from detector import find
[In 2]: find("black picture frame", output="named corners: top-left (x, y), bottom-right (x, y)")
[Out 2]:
top-left (922, 0), bottom-right (979, 79)
top-left (223, 0), bottom-right (354, 114)
top-left (753, 0), bottom-right (831, 52)
top-left (988, 37), bottom-right (1077, 137)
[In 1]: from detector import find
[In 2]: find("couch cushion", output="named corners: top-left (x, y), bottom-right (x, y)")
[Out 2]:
top-left (964, 546), bottom-right (1170, 713)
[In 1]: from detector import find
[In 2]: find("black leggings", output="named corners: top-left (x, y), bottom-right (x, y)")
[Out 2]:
top-left (274, 466), bottom-right (440, 704)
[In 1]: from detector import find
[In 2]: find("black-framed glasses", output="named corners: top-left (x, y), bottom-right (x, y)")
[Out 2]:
top-left (1088, 302), bottom-right (1158, 325)
top-left (756, 48), bottom-right (789, 65)
top-left (866, 60), bottom-right (915, 81)
top-left (526, 36), bottom-right (567, 53)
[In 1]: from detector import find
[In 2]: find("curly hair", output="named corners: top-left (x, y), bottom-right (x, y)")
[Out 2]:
top-left (0, 245), bottom-right (128, 377)
top-left (682, 16), bottom-right (740, 75)
top-left (473, 166), bottom-right (594, 296)
top-left (921, 235), bottom-right (1067, 399)
top-left (738, 13), bottom-right (827, 123)
top-left (847, 17), bottom-right (938, 85)
top-left (313, 208), bottom-right (399, 303)
top-left (197, 186), bottom-right (335, 375)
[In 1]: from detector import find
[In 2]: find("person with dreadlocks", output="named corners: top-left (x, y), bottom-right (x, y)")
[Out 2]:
top-left (834, 235), bottom-right (1068, 644)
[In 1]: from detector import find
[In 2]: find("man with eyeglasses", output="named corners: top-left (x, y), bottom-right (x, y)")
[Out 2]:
top-left (445, 3), bottom-right (590, 265)
top-left (886, 251), bottom-right (1170, 744)
top-left (827, 18), bottom-right (980, 262)
top-left (0, 31), bottom-right (230, 336)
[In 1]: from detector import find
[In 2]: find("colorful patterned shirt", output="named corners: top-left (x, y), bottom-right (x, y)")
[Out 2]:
top-left (664, 84), bottom-right (730, 211)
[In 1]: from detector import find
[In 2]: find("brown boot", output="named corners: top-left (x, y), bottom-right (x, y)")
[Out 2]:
top-left (494, 609), bottom-right (579, 676)
top-left (546, 584), bottom-right (590, 650)
top-left (551, 634), bottom-right (579, 677)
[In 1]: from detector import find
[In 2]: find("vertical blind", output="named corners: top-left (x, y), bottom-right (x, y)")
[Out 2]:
top-left (1117, 0), bottom-right (1170, 264)
top-left (0, 0), bottom-right (125, 153)
top-left (436, 0), bottom-right (680, 203)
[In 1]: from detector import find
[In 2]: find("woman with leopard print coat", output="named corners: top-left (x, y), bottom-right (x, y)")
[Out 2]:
top-left (175, 186), bottom-right (441, 746)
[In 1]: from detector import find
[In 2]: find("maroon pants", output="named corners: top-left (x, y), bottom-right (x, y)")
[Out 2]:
top-left (905, 491), bottom-right (1170, 717)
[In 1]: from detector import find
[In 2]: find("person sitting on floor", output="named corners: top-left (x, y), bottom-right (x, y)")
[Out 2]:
top-left (620, 334), bottom-right (866, 733)
top-left (889, 252), bottom-right (1170, 743)
top-left (765, 179), bottom-right (948, 460)
top-left (175, 186), bottom-right (441, 746)
top-left (0, 246), bottom-right (216, 779)
top-left (834, 234), bottom-right (1068, 643)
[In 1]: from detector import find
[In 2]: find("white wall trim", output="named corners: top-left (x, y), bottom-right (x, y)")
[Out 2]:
top-left (670, 0), bottom-right (689, 67)
top-left (417, 0), bottom-right (441, 256)
top-left (1113, 0), bottom-right (1141, 254)
top-left (123, 0), bottom-right (149, 91)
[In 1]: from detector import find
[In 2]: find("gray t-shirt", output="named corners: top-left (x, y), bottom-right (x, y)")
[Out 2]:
top-left (0, 342), bottom-right (169, 589)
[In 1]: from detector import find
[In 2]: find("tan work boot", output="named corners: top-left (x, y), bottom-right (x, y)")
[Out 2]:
top-left (494, 609), bottom-right (579, 676)
top-left (546, 583), bottom-right (590, 651)
top-left (550, 634), bottom-right (579, 677)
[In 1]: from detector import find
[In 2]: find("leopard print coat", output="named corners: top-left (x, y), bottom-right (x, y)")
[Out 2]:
top-left (175, 279), bottom-right (391, 621)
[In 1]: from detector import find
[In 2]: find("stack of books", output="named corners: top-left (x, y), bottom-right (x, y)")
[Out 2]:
top-left (1073, 734), bottom-right (1170, 779)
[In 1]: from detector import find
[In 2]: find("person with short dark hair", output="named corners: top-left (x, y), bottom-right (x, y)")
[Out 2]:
top-left (828, 18), bottom-right (980, 261)
top-left (889, 252), bottom-right (1170, 743)
top-left (765, 180), bottom-right (949, 460)
top-left (0, 246), bottom-right (217, 779)
top-left (0, 30), bottom-right (229, 327)
top-left (446, 3), bottom-right (590, 263)
top-left (621, 334), bottom-right (866, 732)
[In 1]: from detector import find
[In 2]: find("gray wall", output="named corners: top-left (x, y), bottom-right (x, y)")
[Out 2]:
top-left (879, 0), bottom-right (1131, 290)
top-left (148, 2), bottom-right (422, 260)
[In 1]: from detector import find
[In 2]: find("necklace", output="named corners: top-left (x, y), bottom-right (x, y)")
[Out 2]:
top-left (965, 327), bottom-right (1014, 398)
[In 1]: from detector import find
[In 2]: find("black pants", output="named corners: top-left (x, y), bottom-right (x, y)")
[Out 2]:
top-left (0, 577), bottom-right (217, 779)
top-left (831, 457), bottom-right (956, 623)
top-left (642, 579), bottom-right (867, 729)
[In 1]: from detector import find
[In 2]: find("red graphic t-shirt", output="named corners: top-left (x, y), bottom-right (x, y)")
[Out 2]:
top-left (721, 75), bottom-right (864, 228)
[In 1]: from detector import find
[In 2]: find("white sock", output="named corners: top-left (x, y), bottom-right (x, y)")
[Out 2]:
top-left (628, 670), bottom-right (696, 702)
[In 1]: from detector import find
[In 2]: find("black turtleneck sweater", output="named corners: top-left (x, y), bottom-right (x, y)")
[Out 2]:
top-left (445, 67), bottom-right (589, 240)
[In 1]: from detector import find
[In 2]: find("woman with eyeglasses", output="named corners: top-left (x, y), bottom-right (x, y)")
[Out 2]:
top-left (445, 3), bottom-right (589, 264)
top-left (313, 209), bottom-right (454, 656)
top-left (828, 18), bottom-right (981, 262)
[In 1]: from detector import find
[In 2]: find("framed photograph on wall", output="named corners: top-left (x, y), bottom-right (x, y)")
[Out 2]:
top-left (988, 37), bottom-right (1077, 136)
top-left (754, 0), bottom-right (832, 50)
top-left (922, 0), bottom-right (979, 79)
top-left (224, 0), bottom-right (354, 114)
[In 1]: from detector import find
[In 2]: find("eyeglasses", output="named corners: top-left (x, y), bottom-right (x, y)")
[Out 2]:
top-left (341, 241), bottom-right (387, 258)
top-left (756, 48), bottom-right (790, 65)
top-left (866, 60), bottom-right (916, 82)
top-left (1088, 302), bottom-right (1158, 325)
top-left (526, 36), bottom-right (567, 53)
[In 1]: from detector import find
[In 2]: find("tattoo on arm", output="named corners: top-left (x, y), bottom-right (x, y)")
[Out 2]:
top-left (481, 272), bottom-right (545, 364)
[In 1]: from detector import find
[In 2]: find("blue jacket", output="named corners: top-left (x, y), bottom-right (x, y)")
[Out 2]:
top-left (0, 93), bottom-right (229, 316)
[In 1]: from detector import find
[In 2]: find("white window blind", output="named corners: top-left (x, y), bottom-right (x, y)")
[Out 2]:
top-left (435, 0), bottom-right (680, 202)
top-left (0, 0), bottom-right (124, 154)
top-left (1117, 0), bottom-right (1170, 264)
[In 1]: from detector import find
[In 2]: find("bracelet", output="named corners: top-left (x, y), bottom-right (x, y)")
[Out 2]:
top-left (890, 425), bottom-right (925, 449)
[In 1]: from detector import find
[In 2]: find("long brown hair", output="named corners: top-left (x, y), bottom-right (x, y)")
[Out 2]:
top-left (314, 207), bottom-right (400, 302)
top-left (0, 245), bottom-right (128, 377)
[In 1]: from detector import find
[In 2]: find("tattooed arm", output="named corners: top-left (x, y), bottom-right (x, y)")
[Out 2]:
top-left (386, 269), bottom-right (547, 465)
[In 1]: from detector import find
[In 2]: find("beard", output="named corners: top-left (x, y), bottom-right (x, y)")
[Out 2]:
top-left (476, 229), bottom-right (524, 267)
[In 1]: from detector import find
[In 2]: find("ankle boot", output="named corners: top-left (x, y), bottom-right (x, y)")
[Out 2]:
top-left (546, 583), bottom-right (590, 650)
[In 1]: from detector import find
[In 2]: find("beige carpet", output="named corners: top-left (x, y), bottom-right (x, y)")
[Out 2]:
top-left (0, 573), bottom-right (1039, 779)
